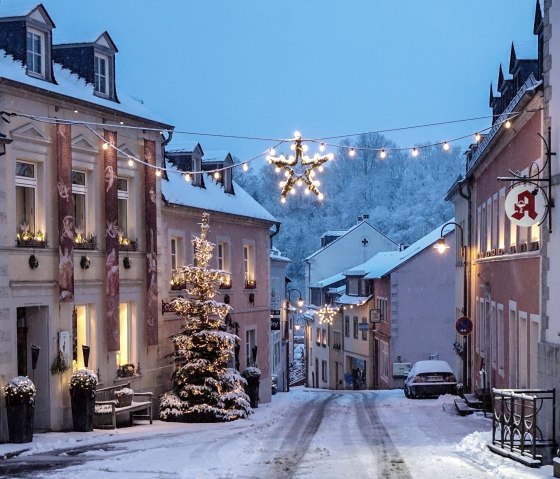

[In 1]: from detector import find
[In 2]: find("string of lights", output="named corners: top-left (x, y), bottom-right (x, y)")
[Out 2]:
top-left (1, 108), bottom-right (530, 180)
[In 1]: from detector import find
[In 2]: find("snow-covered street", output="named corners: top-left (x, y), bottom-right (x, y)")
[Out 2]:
top-left (0, 388), bottom-right (554, 479)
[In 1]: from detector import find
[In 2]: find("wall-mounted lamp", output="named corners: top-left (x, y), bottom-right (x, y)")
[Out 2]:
top-left (248, 293), bottom-right (255, 305)
top-left (0, 132), bottom-right (13, 157)
top-left (123, 256), bottom-right (131, 269)
top-left (80, 255), bottom-right (90, 269)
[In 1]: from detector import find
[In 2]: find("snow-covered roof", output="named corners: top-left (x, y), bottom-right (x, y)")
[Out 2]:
top-left (336, 294), bottom-right (372, 306)
top-left (0, 49), bottom-right (171, 127)
top-left (321, 230), bottom-right (346, 238)
top-left (202, 150), bottom-right (231, 162)
top-left (342, 221), bottom-right (455, 280)
top-left (53, 30), bottom-right (110, 46)
top-left (162, 164), bottom-right (277, 223)
top-left (310, 272), bottom-right (345, 288)
top-left (166, 139), bottom-right (203, 154)
top-left (270, 247), bottom-right (291, 263)
top-left (304, 220), bottom-right (397, 261)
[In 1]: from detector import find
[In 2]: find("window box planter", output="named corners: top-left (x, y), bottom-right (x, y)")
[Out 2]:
top-left (118, 238), bottom-right (138, 252)
top-left (244, 279), bottom-right (257, 290)
top-left (74, 234), bottom-right (97, 250)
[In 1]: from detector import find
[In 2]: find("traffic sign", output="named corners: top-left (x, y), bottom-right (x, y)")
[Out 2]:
top-left (455, 316), bottom-right (473, 336)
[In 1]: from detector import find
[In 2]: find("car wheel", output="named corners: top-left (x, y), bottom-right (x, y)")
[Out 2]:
top-left (404, 386), bottom-right (410, 399)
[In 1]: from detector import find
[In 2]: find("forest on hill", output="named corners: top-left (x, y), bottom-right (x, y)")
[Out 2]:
top-left (235, 133), bottom-right (465, 287)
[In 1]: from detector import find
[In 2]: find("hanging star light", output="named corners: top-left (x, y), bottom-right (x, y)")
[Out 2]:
top-left (317, 304), bottom-right (337, 325)
top-left (268, 132), bottom-right (334, 203)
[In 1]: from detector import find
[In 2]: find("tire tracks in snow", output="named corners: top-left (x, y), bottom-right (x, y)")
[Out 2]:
top-left (356, 392), bottom-right (412, 479)
top-left (265, 393), bottom-right (338, 478)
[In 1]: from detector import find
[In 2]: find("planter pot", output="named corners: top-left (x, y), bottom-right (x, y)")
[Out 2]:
top-left (7, 403), bottom-right (34, 443)
top-left (243, 378), bottom-right (260, 408)
top-left (115, 393), bottom-right (133, 407)
top-left (71, 392), bottom-right (96, 432)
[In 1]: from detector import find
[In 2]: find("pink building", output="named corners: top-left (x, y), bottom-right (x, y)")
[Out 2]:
top-left (160, 143), bottom-right (278, 403)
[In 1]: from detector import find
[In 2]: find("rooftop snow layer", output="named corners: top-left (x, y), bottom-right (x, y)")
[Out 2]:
top-left (162, 164), bottom-right (276, 223)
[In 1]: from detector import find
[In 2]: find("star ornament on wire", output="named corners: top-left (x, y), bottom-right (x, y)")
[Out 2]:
top-left (317, 304), bottom-right (337, 325)
top-left (267, 132), bottom-right (334, 203)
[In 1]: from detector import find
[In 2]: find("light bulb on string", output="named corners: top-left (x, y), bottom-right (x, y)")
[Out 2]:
top-left (156, 169), bottom-right (162, 177)
top-left (102, 143), bottom-right (109, 150)
top-left (505, 120), bottom-right (511, 129)
top-left (294, 131), bottom-right (301, 139)
top-left (269, 147), bottom-right (276, 156)
top-left (185, 173), bottom-right (192, 182)
top-left (290, 144), bottom-right (296, 151)
top-left (349, 148), bottom-right (356, 157)
top-left (281, 197), bottom-right (286, 204)
top-left (475, 132), bottom-right (481, 142)
top-left (380, 149), bottom-right (387, 159)
top-left (242, 163), bottom-right (249, 171)
top-left (318, 193), bottom-right (324, 200)
top-left (302, 144), bottom-right (309, 152)
top-left (128, 159), bottom-right (134, 167)
top-left (412, 147), bottom-right (419, 157)
top-left (214, 171), bottom-right (220, 179)
top-left (319, 143), bottom-right (325, 152)
top-left (443, 142), bottom-right (450, 151)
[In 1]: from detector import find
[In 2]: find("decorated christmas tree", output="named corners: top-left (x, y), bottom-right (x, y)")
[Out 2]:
top-left (160, 213), bottom-right (252, 422)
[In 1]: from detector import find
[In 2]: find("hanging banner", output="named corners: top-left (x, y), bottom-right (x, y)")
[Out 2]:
top-left (104, 129), bottom-right (120, 352)
top-left (57, 123), bottom-right (74, 302)
top-left (505, 184), bottom-right (546, 227)
top-left (144, 139), bottom-right (158, 345)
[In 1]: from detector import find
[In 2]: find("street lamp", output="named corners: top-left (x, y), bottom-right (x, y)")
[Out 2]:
top-left (0, 132), bottom-right (13, 157)
top-left (434, 221), bottom-right (470, 391)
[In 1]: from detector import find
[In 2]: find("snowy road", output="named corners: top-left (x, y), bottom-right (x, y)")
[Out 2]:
top-left (0, 388), bottom-right (553, 479)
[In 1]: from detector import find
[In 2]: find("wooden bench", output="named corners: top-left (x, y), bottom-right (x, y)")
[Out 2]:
top-left (94, 382), bottom-right (153, 429)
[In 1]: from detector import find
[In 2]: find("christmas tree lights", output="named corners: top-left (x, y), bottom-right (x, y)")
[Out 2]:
top-left (160, 213), bottom-right (252, 422)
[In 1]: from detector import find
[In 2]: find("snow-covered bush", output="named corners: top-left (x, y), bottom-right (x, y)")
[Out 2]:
top-left (4, 376), bottom-right (36, 406)
top-left (70, 368), bottom-right (98, 397)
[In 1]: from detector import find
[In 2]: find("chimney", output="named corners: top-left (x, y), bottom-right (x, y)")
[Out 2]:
top-left (362, 214), bottom-right (370, 221)
top-left (357, 215), bottom-right (363, 224)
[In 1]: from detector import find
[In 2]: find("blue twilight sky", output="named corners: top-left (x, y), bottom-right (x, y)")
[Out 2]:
top-left (5, 0), bottom-right (538, 162)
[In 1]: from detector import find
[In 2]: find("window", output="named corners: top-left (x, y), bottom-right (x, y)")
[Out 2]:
top-left (246, 329), bottom-right (256, 367)
top-left (497, 304), bottom-right (504, 374)
top-left (170, 238), bottom-right (178, 272)
top-left (380, 341), bottom-right (389, 380)
top-left (117, 177), bottom-right (129, 238)
top-left (72, 171), bottom-right (87, 237)
top-left (377, 298), bottom-right (388, 322)
top-left (344, 316), bottom-right (350, 337)
top-left (15, 161), bottom-right (36, 235)
top-left (321, 360), bottom-right (327, 382)
top-left (333, 331), bottom-right (341, 350)
top-left (491, 302), bottom-right (497, 368)
top-left (26, 29), bottom-right (44, 76)
top-left (361, 317), bottom-right (367, 340)
top-left (316, 327), bottom-right (321, 345)
top-left (310, 288), bottom-right (323, 307)
top-left (321, 328), bottom-right (327, 347)
top-left (94, 54), bottom-right (108, 95)
top-left (73, 305), bottom-right (92, 370)
top-left (273, 338), bottom-right (281, 369)
top-left (348, 277), bottom-right (359, 295)
top-left (353, 317), bottom-right (359, 339)
top-left (117, 302), bottom-right (136, 367)
top-left (243, 244), bottom-right (255, 288)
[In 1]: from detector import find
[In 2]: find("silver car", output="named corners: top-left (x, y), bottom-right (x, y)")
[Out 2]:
top-left (404, 360), bottom-right (457, 398)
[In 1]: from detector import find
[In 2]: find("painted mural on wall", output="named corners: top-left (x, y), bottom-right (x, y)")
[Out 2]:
top-left (57, 123), bottom-right (74, 302)
top-left (104, 130), bottom-right (120, 351)
top-left (144, 140), bottom-right (158, 345)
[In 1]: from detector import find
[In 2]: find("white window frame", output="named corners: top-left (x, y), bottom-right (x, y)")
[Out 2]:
top-left (118, 302), bottom-right (136, 367)
top-left (26, 28), bottom-right (45, 77)
top-left (497, 304), bottom-right (504, 376)
top-left (170, 238), bottom-right (178, 273)
top-left (243, 243), bottom-right (255, 285)
top-left (72, 170), bottom-right (88, 236)
top-left (246, 328), bottom-right (256, 367)
top-left (117, 177), bottom-right (129, 238)
top-left (94, 53), bottom-right (109, 96)
top-left (15, 160), bottom-right (37, 234)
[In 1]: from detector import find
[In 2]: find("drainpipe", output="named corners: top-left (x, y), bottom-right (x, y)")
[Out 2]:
top-left (459, 178), bottom-right (472, 393)
top-left (160, 130), bottom-right (173, 173)
top-left (269, 221), bottom-right (281, 247)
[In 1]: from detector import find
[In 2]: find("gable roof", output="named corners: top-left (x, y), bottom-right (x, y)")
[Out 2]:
top-left (344, 221), bottom-right (455, 280)
top-left (54, 31), bottom-right (118, 53)
top-left (0, 1), bottom-right (55, 27)
top-left (162, 163), bottom-right (276, 224)
top-left (304, 220), bottom-right (397, 261)
top-left (166, 139), bottom-right (204, 155)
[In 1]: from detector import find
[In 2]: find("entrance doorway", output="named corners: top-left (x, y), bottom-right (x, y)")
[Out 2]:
top-left (16, 306), bottom-right (50, 430)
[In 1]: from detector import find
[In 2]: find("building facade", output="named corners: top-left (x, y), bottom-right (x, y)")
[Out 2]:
top-left (0, 3), bottom-right (172, 435)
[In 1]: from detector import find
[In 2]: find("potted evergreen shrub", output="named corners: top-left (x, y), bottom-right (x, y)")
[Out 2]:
top-left (241, 367), bottom-right (261, 408)
top-left (69, 368), bottom-right (98, 431)
top-left (4, 376), bottom-right (36, 443)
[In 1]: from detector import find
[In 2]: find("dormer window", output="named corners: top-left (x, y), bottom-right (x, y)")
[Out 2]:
top-left (94, 54), bottom-right (108, 96)
top-left (26, 28), bottom-right (45, 77)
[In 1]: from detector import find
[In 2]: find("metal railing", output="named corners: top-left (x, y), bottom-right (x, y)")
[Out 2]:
top-left (491, 388), bottom-right (556, 464)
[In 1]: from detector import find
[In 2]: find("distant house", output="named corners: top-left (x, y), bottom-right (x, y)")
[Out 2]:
top-left (161, 142), bottom-right (278, 403)
top-left (0, 1), bottom-right (172, 434)
top-left (304, 215), bottom-right (399, 307)
top-left (340, 223), bottom-right (457, 390)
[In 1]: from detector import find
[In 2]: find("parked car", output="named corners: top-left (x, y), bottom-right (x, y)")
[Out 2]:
top-left (403, 360), bottom-right (457, 399)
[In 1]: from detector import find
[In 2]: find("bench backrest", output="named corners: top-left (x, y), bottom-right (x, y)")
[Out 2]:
top-left (96, 382), bottom-right (131, 401)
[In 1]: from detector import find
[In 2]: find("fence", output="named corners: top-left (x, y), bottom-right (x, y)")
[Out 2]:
top-left (490, 388), bottom-right (556, 466)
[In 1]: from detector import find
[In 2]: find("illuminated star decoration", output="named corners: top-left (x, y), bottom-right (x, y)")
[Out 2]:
top-left (317, 304), bottom-right (337, 325)
top-left (267, 132), bottom-right (334, 203)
